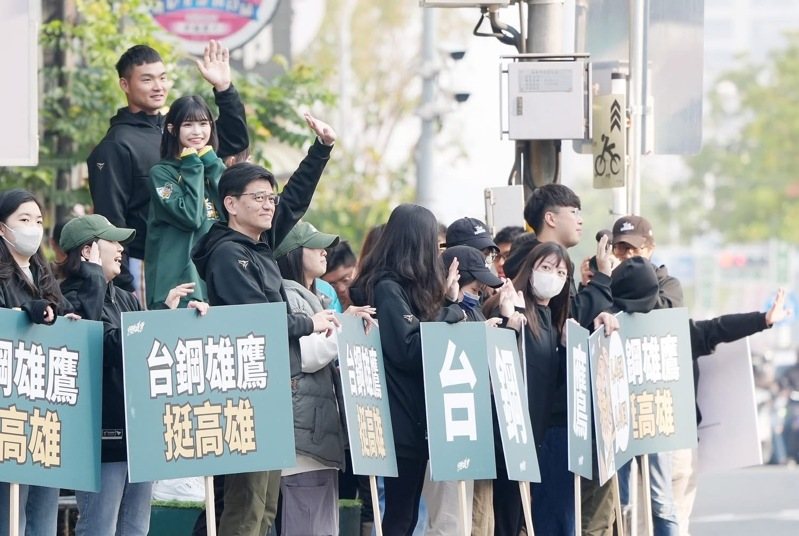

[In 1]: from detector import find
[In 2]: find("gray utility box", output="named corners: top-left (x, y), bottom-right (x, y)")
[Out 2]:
top-left (501, 55), bottom-right (591, 141)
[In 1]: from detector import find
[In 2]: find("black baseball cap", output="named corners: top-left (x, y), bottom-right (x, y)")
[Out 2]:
top-left (443, 217), bottom-right (499, 253)
top-left (442, 245), bottom-right (502, 288)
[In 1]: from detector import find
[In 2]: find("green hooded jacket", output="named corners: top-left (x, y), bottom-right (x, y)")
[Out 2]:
top-left (145, 148), bottom-right (224, 309)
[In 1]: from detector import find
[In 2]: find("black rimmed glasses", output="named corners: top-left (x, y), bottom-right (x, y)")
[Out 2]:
top-left (235, 191), bottom-right (280, 205)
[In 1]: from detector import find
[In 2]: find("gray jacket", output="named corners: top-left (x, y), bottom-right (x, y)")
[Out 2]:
top-left (283, 279), bottom-right (346, 469)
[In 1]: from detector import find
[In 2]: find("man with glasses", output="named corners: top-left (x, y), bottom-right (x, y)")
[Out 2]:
top-left (519, 183), bottom-right (615, 534)
top-left (190, 113), bottom-right (339, 536)
top-left (492, 225), bottom-right (525, 279)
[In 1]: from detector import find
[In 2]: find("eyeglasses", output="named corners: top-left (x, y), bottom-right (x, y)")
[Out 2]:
top-left (235, 191), bottom-right (280, 205)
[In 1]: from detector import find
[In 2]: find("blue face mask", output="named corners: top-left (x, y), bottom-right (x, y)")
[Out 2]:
top-left (461, 290), bottom-right (481, 311)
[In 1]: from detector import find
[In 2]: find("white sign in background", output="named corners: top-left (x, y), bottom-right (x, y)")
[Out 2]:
top-left (696, 337), bottom-right (762, 473)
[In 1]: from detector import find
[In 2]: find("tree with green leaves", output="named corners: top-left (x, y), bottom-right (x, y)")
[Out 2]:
top-left (3, 0), bottom-right (333, 232)
top-left (683, 33), bottom-right (799, 244)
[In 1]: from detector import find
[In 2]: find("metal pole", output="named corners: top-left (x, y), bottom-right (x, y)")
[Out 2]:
top-left (371, 476), bottom-right (384, 536)
top-left (523, 0), bottom-right (568, 198)
top-left (416, 7), bottom-right (437, 209)
top-left (628, 0), bottom-right (645, 215)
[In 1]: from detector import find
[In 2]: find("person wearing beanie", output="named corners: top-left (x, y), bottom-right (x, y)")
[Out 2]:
top-left (608, 255), bottom-right (789, 535)
top-left (609, 256), bottom-right (661, 314)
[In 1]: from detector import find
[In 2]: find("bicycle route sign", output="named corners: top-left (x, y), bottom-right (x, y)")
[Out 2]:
top-left (593, 93), bottom-right (627, 189)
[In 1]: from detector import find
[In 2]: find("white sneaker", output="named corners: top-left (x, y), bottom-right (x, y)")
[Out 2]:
top-left (151, 477), bottom-right (206, 503)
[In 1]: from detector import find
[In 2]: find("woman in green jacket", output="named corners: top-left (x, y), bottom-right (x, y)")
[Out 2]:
top-left (145, 95), bottom-right (226, 309)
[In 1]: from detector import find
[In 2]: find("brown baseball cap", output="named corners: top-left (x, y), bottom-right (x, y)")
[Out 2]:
top-left (611, 215), bottom-right (654, 248)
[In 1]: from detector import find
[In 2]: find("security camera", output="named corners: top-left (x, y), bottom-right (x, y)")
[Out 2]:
top-left (453, 92), bottom-right (471, 103)
top-left (449, 50), bottom-right (466, 61)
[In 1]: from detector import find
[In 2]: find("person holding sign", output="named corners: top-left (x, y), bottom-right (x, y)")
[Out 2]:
top-left (274, 220), bottom-right (375, 535)
top-left (484, 241), bottom-right (618, 535)
top-left (349, 204), bottom-right (465, 536)
top-left (484, 241), bottom-right (572, 535)
top-left (57, 214), bottom-right (208, 536)
top-left (191, 115), bottom-right (338, 536)
top-left (439, 245), bottom-right (518, 535)
top-left (0, 189), bottom-right (74, 536)
top-left (609, 255), bottom-right (789, 535)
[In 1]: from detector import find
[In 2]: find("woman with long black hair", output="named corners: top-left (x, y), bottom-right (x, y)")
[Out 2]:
top-left (350, 204), bottom-right (464, 535)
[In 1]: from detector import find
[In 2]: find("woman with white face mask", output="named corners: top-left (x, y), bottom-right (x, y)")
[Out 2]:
top-left (0, 189), bottom-right (73, 536)
top-left (484, 241), bottom-right (573, 536)
top-left (0, 189), bottom-right (70, 324)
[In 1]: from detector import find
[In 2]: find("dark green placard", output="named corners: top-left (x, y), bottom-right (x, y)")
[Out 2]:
top-left (122, 303), bottom-right (295, 482)
top-left (335, 314), bottom-right (397, 477)
top-left (421, 322), bottom-right (496, 482)
top-left (0, 309), bottom-right (102, 491)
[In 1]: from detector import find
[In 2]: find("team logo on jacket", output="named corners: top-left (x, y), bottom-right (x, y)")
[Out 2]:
top-left (238, 259), bottom-right (249, 269)
top-left (403, 314), bottom-right (415, 323)
top-left (96, 162), bottom-right (105, 170)
top-left (156, 184), bottom-right (173, 200)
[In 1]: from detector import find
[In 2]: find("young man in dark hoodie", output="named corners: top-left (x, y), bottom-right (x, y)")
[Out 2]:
top-left (190, 114), bottom-right (338, 536)
top-left (521, 184), bottom-right (617, 534)
top-left (522, 184), bottom-right (614, 329)
top-left (87, 40), bottom-right (248, 293)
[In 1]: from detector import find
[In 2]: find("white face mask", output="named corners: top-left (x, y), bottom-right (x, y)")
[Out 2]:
top-left (532, 270), bottom-right (567, 300)
top-left (2, 222), bottom-right (43, 259)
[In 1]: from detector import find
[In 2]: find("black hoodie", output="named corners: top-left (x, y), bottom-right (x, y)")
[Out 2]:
top-left (609, 257), bottom-right (770, 422)
top-left (192, 223), bottom-right (313, 377)
top-left (192, 139), bottom-right (333, 375)
top-left (87, 85), bottom-right (249, 260)
top-left (350, 279), bottom-right (464, 460)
